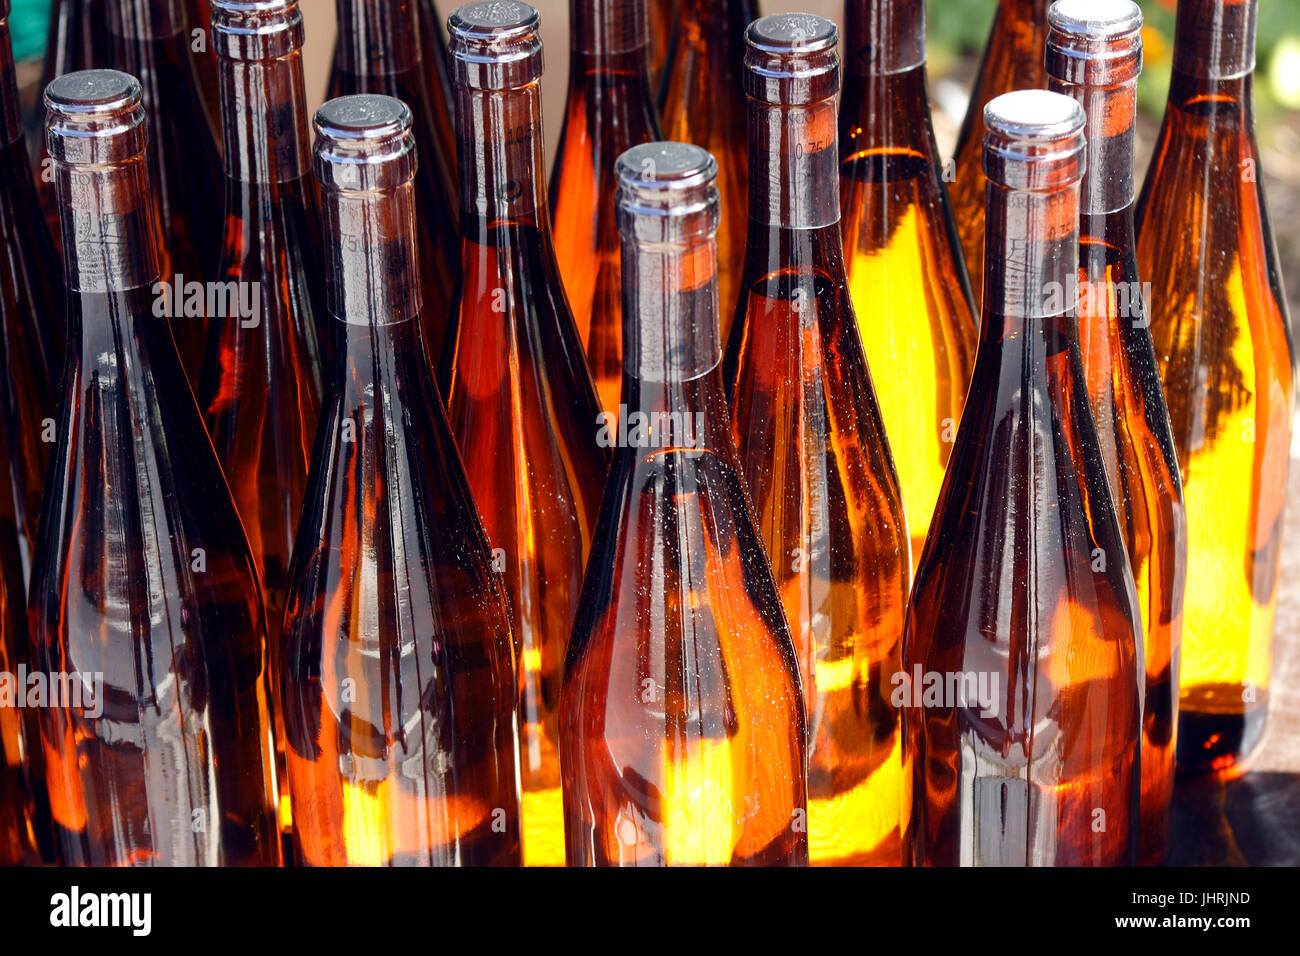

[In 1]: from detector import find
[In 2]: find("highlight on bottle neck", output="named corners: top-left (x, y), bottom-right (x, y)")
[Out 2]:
top-left (744, 13), bottom-right (841, 230)
top-left (46, 69), bottom-right (160, 293)
top-left (845, 0), bottom-right (925, 76)
top-left (110, 0), bottom-right (188, 40)
top-left (0, 0), bottom-right (20, 147)
top-left (981, 90), bottom-right (1086, 321)
top-left (570, 0), bottom-right (648, 57)
top-left (314, 94), bottom-right (422, 326)
top-left (449, 1), bottom-right (543, 90)
top-left (211, 0), bottom-right (304, 61)
top-left (335, 0), bottom-right (421, 76)
top-left (616, 141), bottom-right (721, 383)
top-left (213, 0), bottom-right (311, 183)
top-left (1046, 0), bottom-right (1141, 215)
top-left (1173, 0), bottom-right (1256, 80)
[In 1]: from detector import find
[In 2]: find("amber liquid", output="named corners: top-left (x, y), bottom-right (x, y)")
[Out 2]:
top-left (550, 6), bottom-right (662, 416)
top-left (330, 1), bottom-right (462, 360)
top-left (1076, 212), bottom-right (1187, 865)
top-left (282, 317), bottom-right (521, 867)
top-left (728, 227), bottom-right (910, 865)
top-left (443, 215), bottom-right (608, 866)
top-left (112, 24), bottom-right (226, 385)
top-left (949, 0), bottom-right (1051, 306)
top-left (840, 62), bottom-right (978, 568)
top-left (658, 0), bottom-right (755, 339)
top-left (29, 286), bottom-right (281, 866)
top-left (1136, 66), bottom-right (1295, 777)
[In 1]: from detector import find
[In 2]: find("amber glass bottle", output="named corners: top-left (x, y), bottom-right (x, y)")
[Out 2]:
top-left (550, 0), bottom-right (661, 416)
top-left (0, 0), bottom-right (60, 864)
top-left (561, 142), bottom-right (807, 867)
top-left (198, 0), bottom-right (326, 848)
top-left (838, 0), bottom-right (977, 566)
top-left (658, 0), bottom-right (756, 340)
top-left (330, 0), bottom-right (461, 361)
top-left (107, 0), bottom-right (225, 386)
top-left (727, 15), bottom-right (908, 867)
top-left (415, 0), bottom-right (458, 171)
top-left (1046, 0), bottom-right (1188, 866)
top-left (282, 95), bottom-right (521, 867)
top-left (950, 0), bottom-right (1051, 306)
top-left (34, 0), bottom-right (111, 240)
top-left (30, 70), bottom-right (280, 866)
top-left (647, 0), bottom-right (676, 87)
top-left (902, 91), bottom-right (1144, 867)
top-left (441, 2), bottom-right (608, 868)
top-left (1136, 0), bottom-right (1295, 777)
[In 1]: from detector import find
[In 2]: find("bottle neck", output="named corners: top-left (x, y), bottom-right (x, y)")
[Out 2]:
top-left (840, 63), bottom-right (932, 155)
top-left (0, 16), bottom-right (19, 146)
top-left (218, 48), bottom-right (312, 185)
top-left (1173, 0), bottom-right (1256, 81)
top-left (845, 0), bottom-right (925, 78)
top-left (322, 182), bottom-right (422, 328)
top-left (570, 0), bottom-right (649, 58)
top-left (111, 0), bottom-right (188, 41)
top-left (982, 178), bottom-right (1081, 339)
top-left (456, 80), bottom-right (547, 230)
top-left (1048, 78), bottom-right (1136, 217)
top-left (621, 231), bottom-right (724, 414)
top-left (56, 153), bottom-right (160, 295)
top-left (748, 95), bottom-right (840, 231)
top-left (335, 0), bottom-right (422, 77)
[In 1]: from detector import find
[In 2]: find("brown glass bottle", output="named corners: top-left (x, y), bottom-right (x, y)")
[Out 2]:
top-left (560, 142), bottom-right (808, 867)
top-left (415, 0), bottom-right (458, 171)
top-left (282, 95), bottom-right (521, 867)
top-left (727, 16), bottom-right (908, 867)
top-left (647, 0), bottom-right (676, 87)
top-left (34, 0), bottom-right (112, 241)
top-left (330, 0), bottom-right (461, 363)
top-left (549, 0), bottom-right (662, 417)
top-left (30, 71), bottom-right (280, 866)
top-left (197, 0), bottom-right (326, 850)
top-left (107, 0), bottom-right (225, 387)
top-left (441, 2), bottom-right (608, 868)
top-left (1135, 0), bottom-right (1295, 777)
top-left (950, 0), bottom-right (1051, 307)
top-left (902, 91), bottom-right (1143, 867)
top-left (1046, 0), bottom-right (1188, 866)
top-left (658, 0), bottom-right (755, 342)
top-left (0, 0), bottom-right (61, 865)
top-left (838, 0), bottom-right (978, 568)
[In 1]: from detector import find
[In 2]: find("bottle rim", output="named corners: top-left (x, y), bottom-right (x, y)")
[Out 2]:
top-left (314, 94), bottom-right (418, 192)
top-left (210, 0), bottom-right (306, 61)
top-left (448, 1), bottom-right (544, 89)
top-left (45, 70), bottom-right (148, 165)
top-left (983, 90), bottom-right (1087, 189)
top-left (1046, 0), bottom-right (1143, 86)
top-left (744, 13), bottom-right (840, 105)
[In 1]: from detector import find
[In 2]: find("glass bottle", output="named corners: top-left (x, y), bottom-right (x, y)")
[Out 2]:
top-left (108, 0), bottom-right (225, 387)
top-left (30, 70), bottom-right (281, 866)
top-left (415, 0), bottom-right (458, 174)
top-left (198, 0), bottom-right (326, 851)
top-left (1046, 0), bottom-right (1188, 866)
top-left (902, 91), bottom-right (1144, 867)
top-left (838, 0), bottom-right (978, 567)
top-left (282, 94), bottom-right (521, 867)
top-left (549, 0), bottom-right (662, 417)
top-left (0, 0), bottom-right (61, 864)
top-left (727, 14), bottom-right (908, 867)
top-left (647, 0), bottom-right (676, 88)
top-left (186, 0), bottom-right (221, 130)
top-left (441, 2), bottom-right (608, 868)
top-left (949, 0), bottom-right (1051, 307)
top-left (560, 142), bottom-right (808, 867)
top-left (330, 0), bottom-right (461, 362)
top-left (34, 0), bottom-right (112, 240)
top-left (658, 0), bottom-right (756, 341)
top-left (1135, 0), bottom-right (1295, 777)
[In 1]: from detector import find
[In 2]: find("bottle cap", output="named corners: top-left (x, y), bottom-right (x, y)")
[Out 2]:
top-left (210, 0), bottom-right (306, 60)
top-left (45, 69), bottom-right (148, 165)
top-left (449, 1), bottom-right (544, 89)
top-left (983, 90), bottom-right (1087, 190)
top-left (616, 141), bottom-right (719, 243)
top-left (744, 13), bottom-right (840, 105)
top-left (314, 94), bottom-right (417, 192)
top-left (1046, 0), bottom-right (1143, 86)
